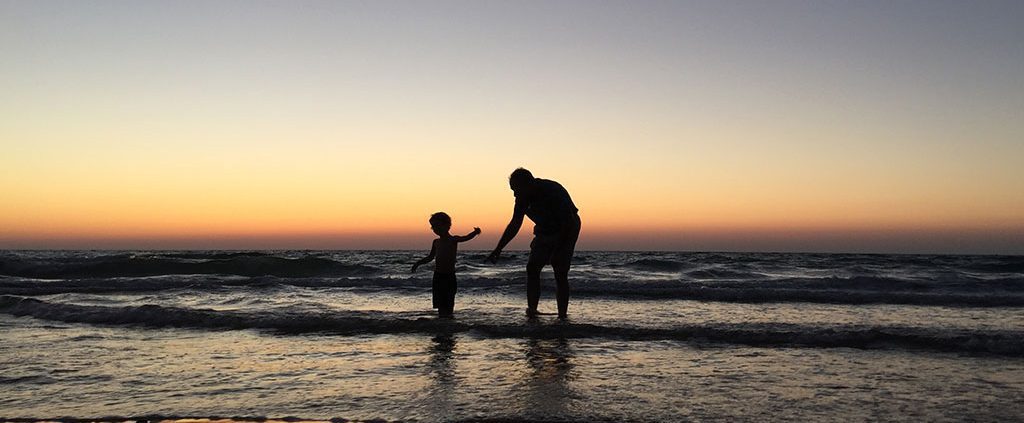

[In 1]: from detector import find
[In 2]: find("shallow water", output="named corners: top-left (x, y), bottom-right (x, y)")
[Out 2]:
top-left (2, 318), bottom-right (1022, 421)
top-left (1, 250), bottom-right (1022, 421)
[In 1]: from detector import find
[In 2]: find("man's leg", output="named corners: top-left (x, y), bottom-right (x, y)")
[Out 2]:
top-left (552, 263), bottom-right (570, 318)
top-left (551, 215), bottom-right (580, 319)
top-left (526, 263), bottom-right (542, 316)
top-left (526, 236), bottom-right (549, 316)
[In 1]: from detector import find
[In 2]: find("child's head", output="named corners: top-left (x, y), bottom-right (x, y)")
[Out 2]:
top-left (429, 212), bottom-right (452, 235)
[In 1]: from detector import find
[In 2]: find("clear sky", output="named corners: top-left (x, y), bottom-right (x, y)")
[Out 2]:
top-left (2, 1), bottom-right (1022, 253)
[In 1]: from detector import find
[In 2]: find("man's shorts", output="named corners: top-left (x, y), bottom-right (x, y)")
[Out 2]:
top-left (528, 214), bottom-right (581, 269)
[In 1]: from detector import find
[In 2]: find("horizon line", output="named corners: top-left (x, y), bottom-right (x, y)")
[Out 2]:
top-left (1, 247), bottom-right (1020, 257)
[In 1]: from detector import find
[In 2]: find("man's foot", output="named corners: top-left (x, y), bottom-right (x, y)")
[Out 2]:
top-left (525, 308), bottom-right (539, 318)
top-left (557, 313), bottom-right (568, 320)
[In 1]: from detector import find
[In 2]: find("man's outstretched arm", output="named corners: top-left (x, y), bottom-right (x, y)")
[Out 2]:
top-left (487, 211), bottom-right (524, 263)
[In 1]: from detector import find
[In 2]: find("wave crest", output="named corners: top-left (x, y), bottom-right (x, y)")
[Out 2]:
top-left (1, 295), bottom-right (1021, 356)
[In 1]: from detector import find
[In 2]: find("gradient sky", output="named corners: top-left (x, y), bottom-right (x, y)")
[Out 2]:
top-left (2, 1), bottom-right (1022, 253)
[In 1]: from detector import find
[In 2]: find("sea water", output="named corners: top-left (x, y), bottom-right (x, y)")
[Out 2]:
top-left (1, 250), bottom-right (1022, 421)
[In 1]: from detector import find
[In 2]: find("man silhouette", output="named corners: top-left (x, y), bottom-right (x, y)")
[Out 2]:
top-left (487, 168), bottom-right (580, 318)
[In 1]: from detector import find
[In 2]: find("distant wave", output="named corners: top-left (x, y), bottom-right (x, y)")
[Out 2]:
top-left (570, 276), bottom-right (1024, 307)
top-left (0, 276), bottom-right (513, 295)
top-left (961, 260), bottom-right (1024, 273)
top-left (682, 267), bottom-right (760, 279)
top-left (618, 258), bottom-right (689, 272)
top-left (0, 254), bottom-right (381, 279)
top-left (2, 295), bottom-right (1021, 356)
top-left (2, 251), bottom-right (1021, 308)
top-left (0, 417), bottom-right (621, 423)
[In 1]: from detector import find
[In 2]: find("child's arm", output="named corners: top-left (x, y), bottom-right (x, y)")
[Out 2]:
top-left (454, 227), bottom-right (482, 243)
top-left (411, 241), bottom-right (437, 272)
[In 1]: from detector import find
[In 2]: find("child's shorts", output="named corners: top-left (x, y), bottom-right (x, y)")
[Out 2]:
top-left (432, 272), bottom-right (457, 312)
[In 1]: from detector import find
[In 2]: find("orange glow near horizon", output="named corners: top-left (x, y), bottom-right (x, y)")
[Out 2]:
top-left (3, 140), bottom-right (1023, 253)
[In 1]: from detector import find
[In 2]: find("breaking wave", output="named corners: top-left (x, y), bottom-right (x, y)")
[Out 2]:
top-left (2, 274), bottom-right (1021, 307)
top-left (1, 295), bottom-right (1020, 356)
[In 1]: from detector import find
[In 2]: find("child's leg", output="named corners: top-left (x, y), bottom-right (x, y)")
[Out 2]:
top-left (445, 276), bottom-right (457, 315)
top-left (438, 273), bottom-right (456, 317)
top-left (431, 273), bottom-right (442, 309)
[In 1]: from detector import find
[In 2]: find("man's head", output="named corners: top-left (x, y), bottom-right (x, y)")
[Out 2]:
top-left (429, 212), bottom-right (452, 236)
top-left (509, 167), bottom-right (536, 195)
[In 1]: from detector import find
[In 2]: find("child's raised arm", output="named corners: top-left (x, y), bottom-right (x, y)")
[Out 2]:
top-left (411, 241), bottom-right (437, 272)
top-left (455, 227), bottom-right (482, 243)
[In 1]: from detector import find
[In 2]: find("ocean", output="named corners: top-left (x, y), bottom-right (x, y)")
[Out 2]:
top-left (1, 250), bottom-right (1022, 421)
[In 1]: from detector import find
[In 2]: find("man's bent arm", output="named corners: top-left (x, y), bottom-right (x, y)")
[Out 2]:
top-left (490, 211), bottom-right (524, 258)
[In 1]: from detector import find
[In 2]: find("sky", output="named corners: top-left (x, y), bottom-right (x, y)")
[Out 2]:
top-left (1, 0), bottom-right (1022, 253)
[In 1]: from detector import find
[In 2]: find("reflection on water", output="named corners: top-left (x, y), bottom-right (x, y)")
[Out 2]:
top-left (425, 333), bottom-right (457, 420)
top-left (419, 330), bottom-right (577, 421)
top-left (521, 336), bottom-right (576, 418)
top-left (429, 333), bottom-right (457, 382)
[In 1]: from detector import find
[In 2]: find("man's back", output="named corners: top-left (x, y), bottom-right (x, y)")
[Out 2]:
top-left (516, 178), bottom-right (579, 235)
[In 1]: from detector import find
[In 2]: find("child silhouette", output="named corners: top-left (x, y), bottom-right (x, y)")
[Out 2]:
top-left (412, 212), bottom-right (481, 317)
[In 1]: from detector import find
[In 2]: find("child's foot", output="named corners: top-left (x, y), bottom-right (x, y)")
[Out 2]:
top-left (525, 308), bottom-right (539, 318)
